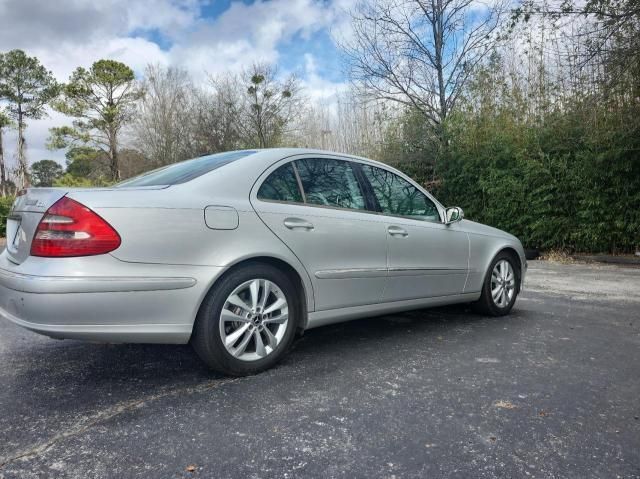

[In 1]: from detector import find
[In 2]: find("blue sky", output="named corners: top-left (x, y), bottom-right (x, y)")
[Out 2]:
top-left (0, 0), bottom-right (353, 164)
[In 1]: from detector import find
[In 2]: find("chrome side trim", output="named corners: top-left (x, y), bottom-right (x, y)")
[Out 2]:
top-left (0, 267), bottom-right (197, 294)
top-left (387, 267), bottom-right (467, 276)
top-left (315, 268), bottom-right (387, 279)
top-left (315, 267), bottom-right (467, 279)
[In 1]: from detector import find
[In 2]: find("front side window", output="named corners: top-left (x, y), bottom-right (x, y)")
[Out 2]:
top-left (361, 165), bottom-right (440, 221)
top-left (295, 159), bottom-right (366, 210)
top-left (257, 163), bottom-right (303, 203)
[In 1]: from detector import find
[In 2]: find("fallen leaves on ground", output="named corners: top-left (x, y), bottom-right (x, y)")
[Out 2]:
top-left (494, 400), bottom-right (517, 409)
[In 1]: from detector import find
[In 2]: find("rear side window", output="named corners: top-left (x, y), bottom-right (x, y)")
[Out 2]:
top-left (257, 163), bottom-right (303, 203)
top-left (361, 164), bottom-right (440, 221)
top-left (295, 159), bottom-right (366, 210)
top-left (116, 150), bottom-right (258, 187)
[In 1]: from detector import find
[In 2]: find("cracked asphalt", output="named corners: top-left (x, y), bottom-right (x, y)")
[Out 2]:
top-left (1, 260), bottom-right (639, 478)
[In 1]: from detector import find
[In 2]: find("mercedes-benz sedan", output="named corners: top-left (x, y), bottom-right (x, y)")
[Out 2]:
top-left (0, 149), bottom-right (526, 375)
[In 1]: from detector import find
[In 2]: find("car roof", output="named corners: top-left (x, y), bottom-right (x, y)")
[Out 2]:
top-left (237, 147), bottom-right (392, 169)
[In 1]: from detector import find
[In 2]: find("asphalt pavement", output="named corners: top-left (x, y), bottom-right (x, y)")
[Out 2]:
top-left (0, 261), bottom-right (638, 478)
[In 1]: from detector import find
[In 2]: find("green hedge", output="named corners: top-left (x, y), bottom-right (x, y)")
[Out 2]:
top-left (433, 108), bottom-right (640, 253)
top-left (377, 92), bottom-right (640, 254)
top-left (0, 196), bottom-right (15, 238)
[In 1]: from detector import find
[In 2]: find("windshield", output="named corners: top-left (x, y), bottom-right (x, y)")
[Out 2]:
top-left (116, 150), bottom-right (258, 187)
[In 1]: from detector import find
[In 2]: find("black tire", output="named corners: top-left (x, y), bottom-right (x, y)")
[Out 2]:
top-left (473, 251), bottom-right (521, 316)
top-left (191, 263), bottom-right (300, 376)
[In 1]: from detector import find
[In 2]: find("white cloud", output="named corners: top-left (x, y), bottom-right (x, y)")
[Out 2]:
top-left (0, 0), bottom-right (353, 170)
top-left (301, 53), bottom-right (348, 105)
top-left (168, 0), bottom-right (343, 80)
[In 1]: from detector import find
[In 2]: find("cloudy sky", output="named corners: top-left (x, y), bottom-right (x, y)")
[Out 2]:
top-left (0, 0), bottom-right (354, 167)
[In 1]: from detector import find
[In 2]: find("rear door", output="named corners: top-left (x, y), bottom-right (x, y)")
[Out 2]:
top-left (359, 164), bottom-right (469, 301)
top-left (250, 157), bottom-right (388, 311)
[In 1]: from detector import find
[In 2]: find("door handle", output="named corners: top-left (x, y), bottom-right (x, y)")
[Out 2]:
top-left (283, 218), bottom-right (315, 230)
top-left (387, 225), bottom-right (408, 237)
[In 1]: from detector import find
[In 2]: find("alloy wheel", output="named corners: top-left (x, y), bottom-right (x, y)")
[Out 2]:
top-left (219, 279), bottom-right (289, 361)
top-left (491, 259), bottom-right (516, 308)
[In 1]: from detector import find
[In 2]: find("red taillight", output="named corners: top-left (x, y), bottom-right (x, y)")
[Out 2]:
top-left (31, 197), bottom-right (121, 257)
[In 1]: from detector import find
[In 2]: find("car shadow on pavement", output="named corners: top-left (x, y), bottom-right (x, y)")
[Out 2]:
top-left (7, 303), bottom-right (504, 384)
top-left (3, 303), bottom-right (513, 411)
top-left (1, 303), bottom-right (526, 460)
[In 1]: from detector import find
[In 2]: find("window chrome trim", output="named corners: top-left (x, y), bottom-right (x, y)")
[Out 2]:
top-left (252, 153), bottom-right (447, 224)
top-left (256, 198), bottom-right (442, 224)
top-left (291, 161), bottom-right (307, 203)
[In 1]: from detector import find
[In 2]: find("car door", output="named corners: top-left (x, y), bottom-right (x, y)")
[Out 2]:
top-left (359, 163), bottom-right (470, 301)
top-left (250, 157), bottom-right (388, 311)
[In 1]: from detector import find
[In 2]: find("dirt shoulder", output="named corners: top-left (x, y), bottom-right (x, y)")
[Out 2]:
top-left (526, 259), bottom-right (640, 303)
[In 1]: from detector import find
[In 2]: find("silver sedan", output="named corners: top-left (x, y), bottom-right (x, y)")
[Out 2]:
top-left (0, 149), bottom-right (526, 375)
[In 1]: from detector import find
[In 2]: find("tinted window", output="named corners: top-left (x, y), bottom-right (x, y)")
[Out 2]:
top-left (116, 150), bottom-right (258, 187)
top-left (361, 165), bottom-right (440, 221)
top-left (295, 159), bottom-right (366, 210)
top-left (257, 163), bottom-right (303, 203)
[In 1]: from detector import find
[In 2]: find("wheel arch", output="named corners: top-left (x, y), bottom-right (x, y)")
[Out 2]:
top-left (197, 255), bottom-right (312, 331)
top-left (497, 246), bottom-right (523, 269)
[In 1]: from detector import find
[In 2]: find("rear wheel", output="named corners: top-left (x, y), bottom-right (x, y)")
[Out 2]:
top-left (191, 264), bottom-right (299, 376)
top-left (474, 252), bottom-right (521, 316)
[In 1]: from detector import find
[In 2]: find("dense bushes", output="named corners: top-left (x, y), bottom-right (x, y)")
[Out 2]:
top-left (433, 106), bottom-right (640, 253)
top-left (0, 196), bottom-right (14, 238)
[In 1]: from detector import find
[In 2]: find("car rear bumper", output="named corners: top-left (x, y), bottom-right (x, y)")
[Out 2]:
top-left (0, 251), bottom-right (224, 344)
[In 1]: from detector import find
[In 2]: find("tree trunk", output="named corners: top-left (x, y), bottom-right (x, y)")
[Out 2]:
top-left (434, 0), bottom-right (447, 124)
top-left (431, 0), bottom-right (448, 174)
top-left (0, 127), bottom-right (6, 197)
top-left (17, 111), bottom-right (30, 189)
top-left (107, 122), bottom-right (120, 181)
top-left (109, 134), bottom-right (120, 182)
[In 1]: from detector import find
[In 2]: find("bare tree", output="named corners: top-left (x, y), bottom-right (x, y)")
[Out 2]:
top-left (237, 64), bottom-right (302, 148)
top-left (512, 0), bottom-right (640, 98)
top-left (290, 89), bottom-right (395, 157)
top-left (341, 0), bottom-right (508, 132)
top-left (133, 65), bottom-right (194, 167)
top-left (195, 76), bottom-right (244, 153)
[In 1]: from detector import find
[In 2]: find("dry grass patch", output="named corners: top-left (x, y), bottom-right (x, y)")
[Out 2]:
top-left (540, 249), bottom-right (576, 264)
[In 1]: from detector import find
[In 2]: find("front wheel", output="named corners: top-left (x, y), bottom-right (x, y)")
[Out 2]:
top-left (474, 252), bottom-right (521, 316)
top-left (191, 264), bottom-right (299, 376)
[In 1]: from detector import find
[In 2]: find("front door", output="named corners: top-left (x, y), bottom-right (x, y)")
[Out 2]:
top-left (358, 164), bottom-right (469, 301)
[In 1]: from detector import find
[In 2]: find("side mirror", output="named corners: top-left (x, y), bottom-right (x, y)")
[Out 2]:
top-left (445, 207), bottom-right (464, 224)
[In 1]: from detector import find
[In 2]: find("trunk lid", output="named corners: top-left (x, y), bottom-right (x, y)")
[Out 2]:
top-left (6, 188), bottom-right (69, 264)
top-left (4, 186), bottom-right (171, 265)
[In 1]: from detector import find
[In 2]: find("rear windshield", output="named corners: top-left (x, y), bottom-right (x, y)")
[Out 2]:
top-left (116, 150), bottom-right (258, 187)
